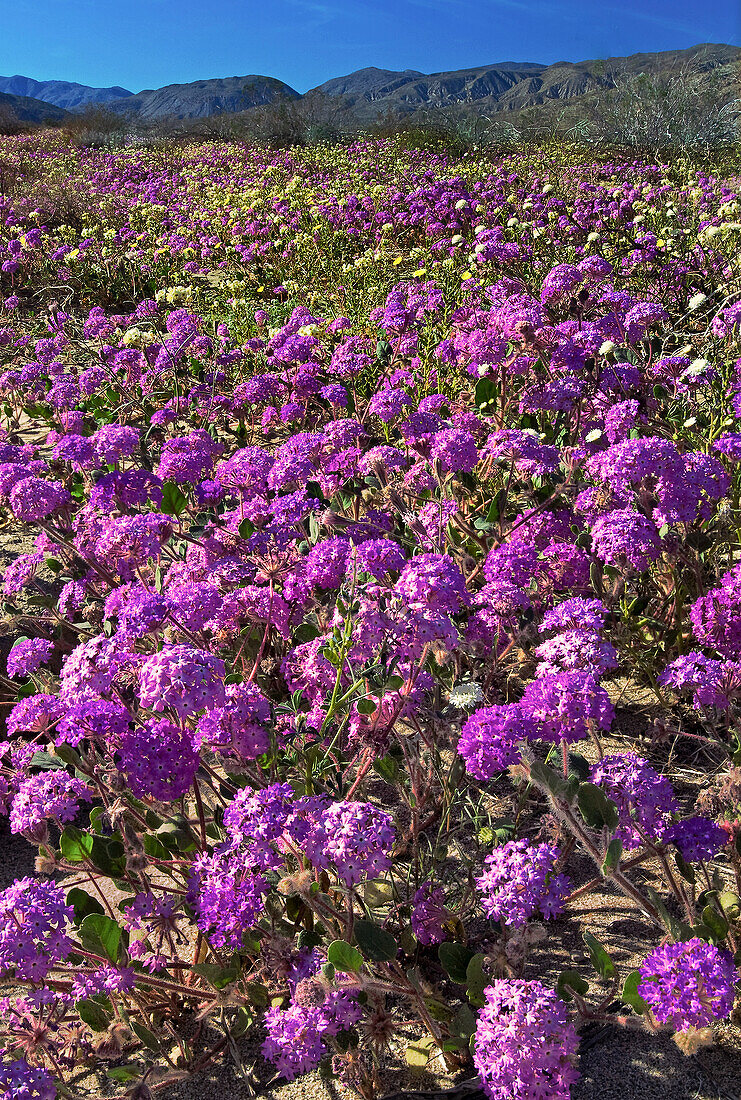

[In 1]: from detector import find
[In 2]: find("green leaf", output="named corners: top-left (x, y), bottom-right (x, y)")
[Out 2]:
top-left (719, 891), bottom-right (741, 921)
top-left (243, 981), bottom-right (269, 1008)
top-left (356, 698), bottom-right (377, 715)
top-left (106, 1066), bottom-right (144, 1083)
top-left (60, 826), bottom-right (94, 864)
top-left (79, 913), bottom-right (123, 964)
top-left (88, 806), bottom-right (106, 835)
top-left (465, 953), bottom-right (488, 1007)
top-left (77, 996), bottom-right (113, 1031)
top-left (161, 480), bottom-right (188, 517)
top-left (363, 880), bottom-right (394, 908)
top-left (474, 376), bottom-right (497, 413)
top-left (230, 1006), bottom-right (254, 1039)
top-left (130, 1020), bottom-right (161, 1052)
top-left (438, 941), bottom-right (476, 984)
top-left (557, 970), bottom-right (589, 1001)
top-left (373, 754), bottom-right (400, 784)
top-left (192, 963), bottom-right (239, 990)
top-left (327, 940), bottom-right (364, 973)
top-left (449, 1003), bottom-right (477, 1041)
top-left (644, 885), bottom-right (689, 941)
top-left (143, 833), bottom-right (170, 859)
top-left (54, 743), bottom-right (83, 768)
top-left (621, 971), bottom-right (648, 1015)
top-left (577, 783), bottom-right (619, 831)
top-left (567, 752), bottom-right (591, 781)
top-left (66, 887), bottom-right (105, 924)
top-left (674, 851), bottom-right (696, 884)
top-left (529, 759), bottom-right (572, 800)
top-left (583, 931), bottom-right (615, 980)
top-left (702, 904), bottom-right (729, 943)
top-left (354, 919), bottom-right (397, 963)
top-left (405, 1035), bottom-right (436, 1068)
top-left (29, 750), bottom-right (65, 771)
top-left (155, 819), bottom-right (197, 853)
top-left (89, 835), bottom-right (126, 877)
top-left (485, 489), bottom-right (505, 524)
top-left (601, 838), bottom-right (623, 874)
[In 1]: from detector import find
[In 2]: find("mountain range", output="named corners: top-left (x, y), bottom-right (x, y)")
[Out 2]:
top-left (0, 75), bottom-right (133, 109)
top-left (0, 43), bottom-right (738, 126)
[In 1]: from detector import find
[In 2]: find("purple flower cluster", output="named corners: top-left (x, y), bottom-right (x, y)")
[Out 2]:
top-left (0, 879), bottom-right (71, 981)
top-left (0, 1060), bottom-right (57, 1100)
top-left (690, 565), bottom-right (741, 659)
top-left (660, 652), bottom-right (741, 710)
top-left (638, 938), bottom-right (736, 1030)
top-left (304, 801), bottom-right (395, 886)
top-left (118, 719), bottom-right (199, 801)
top-left (188, 847), bottom-right (268, 950)
top-left (520, 671), bottom-right (614, 744)
top-left (473, 980), bottom-right (580, 1100)
top-left (662, 817), bottom-right (728, 862)
top-left (590, 509), bottom-right (662, 572)
top-left (197, 682), bottom-right (271, 759)
top-left (10, 771), bottom-right (92, 839)
top-left (458, 704), bottom-right (533, 780)
top-left (476, 840), bottom-right (569, 928)
top-left (6, 638), bottom-right (53, 679)
top-left (590, 754), bottom-right (678, 850)
top-left (411, 882), bottom-right (450, 945)
top-left (138, 645), bottom-right (226, 718)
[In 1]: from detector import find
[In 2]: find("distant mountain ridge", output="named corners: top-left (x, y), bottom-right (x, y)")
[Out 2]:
top-left (0, 75), bottom-right (133, 109)
top-left (0, 43), bottom-right (737, 126)
top-left (105, 75), bottom-right (299, 120)
top-left (0, 90), bottom-right (69, 125)
top-left (309, 44), bottom-right (740, 120)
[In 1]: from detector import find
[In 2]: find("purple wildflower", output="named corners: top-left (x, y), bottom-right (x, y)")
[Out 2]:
top-left (663, 817), bottom-right (728, 862)
top-left (638, 938), bottom-right (736, 1030)
top-left (0, 878), bottom-right (72, 981)
top-left (458, 704), bottom-right (534, 780)
top-left (476, 840), bottom-right (569, 928)
top-left (0, 1060), bottom-right (57, 1100)
top-left (411, 882), bottom-right (450, 945)
top-left (589, 753), bottom-right (678, 850)
top-left (6, 638), bottom-right (53, 678)
top-left (138, 645), bottom-right (225, 718)
top-left (474, 980), bottom-right (580, 1100)
top-left (118, 719), bottom-right (199, 801)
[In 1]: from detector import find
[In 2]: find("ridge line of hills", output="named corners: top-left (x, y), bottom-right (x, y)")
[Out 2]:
top-left (0, 43), bottom-right (738, 126)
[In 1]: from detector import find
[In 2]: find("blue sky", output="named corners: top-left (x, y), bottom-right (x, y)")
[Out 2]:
top-left (0, 0), bottom-right (737, 93)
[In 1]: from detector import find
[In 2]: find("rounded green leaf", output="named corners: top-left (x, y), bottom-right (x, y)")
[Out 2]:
top-left (354, 919), bottom-right (398, 962)
top-left (327, 940), bottom-right (364, 972)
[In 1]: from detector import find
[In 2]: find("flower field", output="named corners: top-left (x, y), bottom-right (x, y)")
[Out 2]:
top-left (0, 132), bottom-right (740, 1100)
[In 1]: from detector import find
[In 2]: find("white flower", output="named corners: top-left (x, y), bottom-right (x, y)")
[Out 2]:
top-left (448, 682), bottom-right (484, 709)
